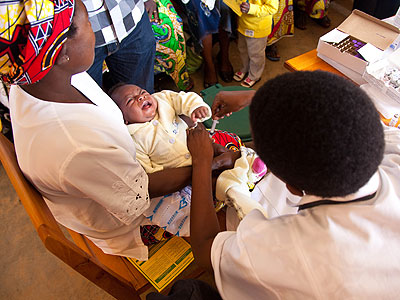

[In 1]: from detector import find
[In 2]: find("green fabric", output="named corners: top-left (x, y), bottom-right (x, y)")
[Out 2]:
top-left (152, 0), bottom-right (191, 90)
top-left (201, 84), bottom-right (253, 142)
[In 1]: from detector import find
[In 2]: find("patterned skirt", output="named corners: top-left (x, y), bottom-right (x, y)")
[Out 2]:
top-left (267, 0), bottom-right (294, 46)
top-left (152, 0), bottom-right (192, 91)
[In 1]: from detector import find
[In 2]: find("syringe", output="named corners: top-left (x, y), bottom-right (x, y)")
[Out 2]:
top-left (210, 120), bottom-right (219, 134)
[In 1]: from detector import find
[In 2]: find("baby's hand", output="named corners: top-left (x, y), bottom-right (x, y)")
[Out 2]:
top-left (191, 106), bottom-right (209, 122)
top-left (240, 2), bottom-right (250, 13)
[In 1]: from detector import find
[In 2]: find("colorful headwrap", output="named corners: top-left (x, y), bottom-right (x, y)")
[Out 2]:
top-left (0, 0), bottom-right (74, 85)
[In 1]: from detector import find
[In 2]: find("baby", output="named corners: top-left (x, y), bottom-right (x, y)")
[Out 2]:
top-left (110, 84), bottom-right (267, 236)
top-left (110, 84), bottom-right (211, 173)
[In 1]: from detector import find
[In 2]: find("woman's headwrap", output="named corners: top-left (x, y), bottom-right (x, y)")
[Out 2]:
top-left (0, 0), bottom-right (75, 85)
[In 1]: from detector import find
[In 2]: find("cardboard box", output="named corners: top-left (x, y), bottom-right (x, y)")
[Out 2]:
top-left (363, 48), bottom-right (400, 105)
top-left (317, 10), bottom-right (400, 75)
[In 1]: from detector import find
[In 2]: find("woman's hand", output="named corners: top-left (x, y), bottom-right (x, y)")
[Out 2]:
top-left (212, 150), bottom-right (241, 171)
top-left (213, 142), bottom-right (229, 156)
top-left (191, 106), bottom-right (209, 123)
top-left (186, 123), bottom-right (214, 165)
top-left (211, 90), bottom-right (256, 120)
top-left (145, 0), bottom-right (160, 23)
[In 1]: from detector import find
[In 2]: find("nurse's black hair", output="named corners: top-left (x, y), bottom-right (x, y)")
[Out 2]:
top-left (250, 71), bottom-right (384, 197)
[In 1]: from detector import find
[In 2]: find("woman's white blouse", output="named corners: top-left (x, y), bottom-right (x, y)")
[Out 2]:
top-left (9, 72), bottom-right (151, 260)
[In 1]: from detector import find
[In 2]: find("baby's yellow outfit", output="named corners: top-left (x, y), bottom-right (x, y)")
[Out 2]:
top-left (127, 90), bottom-right (211, 173)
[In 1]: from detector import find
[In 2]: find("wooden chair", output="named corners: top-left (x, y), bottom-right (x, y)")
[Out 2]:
top-left (0, 133), bottom-right (206, 299)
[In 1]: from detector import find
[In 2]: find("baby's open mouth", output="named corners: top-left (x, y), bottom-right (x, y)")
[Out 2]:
top-left (141, 100), bottom-right (152, 109)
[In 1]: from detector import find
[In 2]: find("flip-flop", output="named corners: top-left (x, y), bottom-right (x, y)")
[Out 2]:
top-left (265, 44), bottom-right (280, 62)
top-left (241, 76), bottom-right (260, 88)
top-left (233, 71), bottom-right (246, 82)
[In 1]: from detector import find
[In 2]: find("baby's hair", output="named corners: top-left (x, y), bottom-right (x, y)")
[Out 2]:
top-left (108, 82), bottom-right (128, 99)
top-left (250, 71), bottom-right (384, 197)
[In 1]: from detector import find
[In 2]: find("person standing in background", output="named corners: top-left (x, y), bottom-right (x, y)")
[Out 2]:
top-left (294, 0), bottom-right (331, 30)
top-left (265, 0), bottom-right (294, 62)
top-left (233, 0), bottom-right (279, 87)
top-left (82, 0), bottom-right (157, 93)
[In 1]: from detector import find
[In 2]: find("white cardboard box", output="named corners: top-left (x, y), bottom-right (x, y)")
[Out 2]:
top-left (317, 10), bottom-right (400, 75)
top-left (363, 48), bottom-right (400, 104)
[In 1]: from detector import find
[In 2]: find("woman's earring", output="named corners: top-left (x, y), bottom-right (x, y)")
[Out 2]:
top-left (65, 56), bottom-right (70, 61)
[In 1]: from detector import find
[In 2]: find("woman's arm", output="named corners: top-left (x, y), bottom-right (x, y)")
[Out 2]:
top-left (147, 167), bottom-right (192, 198)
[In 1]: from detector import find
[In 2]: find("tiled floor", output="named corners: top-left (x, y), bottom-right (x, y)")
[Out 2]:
top-left (0, 1), bottom-right (353, 299)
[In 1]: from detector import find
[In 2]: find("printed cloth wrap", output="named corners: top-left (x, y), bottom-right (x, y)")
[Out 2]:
top-left (152, 0), bottom-right (191, 91)
top-left (267, 0), bottom-right (294, 46)
top-left (0, 0), bottom-right (74, 85)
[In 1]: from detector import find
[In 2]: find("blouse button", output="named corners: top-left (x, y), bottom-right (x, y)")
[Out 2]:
top-left (152, 120), bottom-right (158, 126)
top-left (185, 153), bottom-right (191, 159)
top-left (169, 138), bottom-right (175, 144)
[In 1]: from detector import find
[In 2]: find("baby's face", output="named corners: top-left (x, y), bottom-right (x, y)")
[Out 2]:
top-left (112, 84), bottom-right (158, 124)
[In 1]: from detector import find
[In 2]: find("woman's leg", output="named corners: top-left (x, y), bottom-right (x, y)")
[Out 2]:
top-left (265, 44), bottom-right (280, 62)
top-left (217, 28), bottom-right (233, 82)
top-left (202, 34), bottom-right (218, 87)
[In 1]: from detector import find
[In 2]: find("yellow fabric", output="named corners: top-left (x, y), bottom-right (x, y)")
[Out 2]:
top-left (238, 0), bottom-right (279, 38)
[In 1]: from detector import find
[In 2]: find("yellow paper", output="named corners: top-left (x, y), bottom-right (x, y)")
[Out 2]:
top-left (223, 0), bottom-right (242, 16)
top-left (126, 232), bottom-right (194, 292)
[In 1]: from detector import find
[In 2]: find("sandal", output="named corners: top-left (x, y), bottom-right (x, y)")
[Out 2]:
top-left (241, 76), bottom-right (260, 88)
top-left (233, 71), bottom-right (246, 82)
top-left (313, 16), bottom-right (331, 28)
top-left (265, 44), bottom-right (280, 62)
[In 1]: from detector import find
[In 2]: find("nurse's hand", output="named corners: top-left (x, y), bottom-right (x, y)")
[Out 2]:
top-left (187, 123), bottom-right (214, 165)
top-left (211, 90), bottom-right (256, 120)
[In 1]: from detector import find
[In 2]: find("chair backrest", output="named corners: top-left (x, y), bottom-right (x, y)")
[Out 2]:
top-left (0, 133), bottom-right (150, 300)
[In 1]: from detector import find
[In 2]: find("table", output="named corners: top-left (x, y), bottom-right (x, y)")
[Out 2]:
top-left (284, 49), bottom-right (346, 78)
top-left (284, 49), bottom-right (397, 125)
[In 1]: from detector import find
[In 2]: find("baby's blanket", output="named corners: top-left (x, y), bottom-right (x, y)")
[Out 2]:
top-left (143, 186), bottom-right (191, 237)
